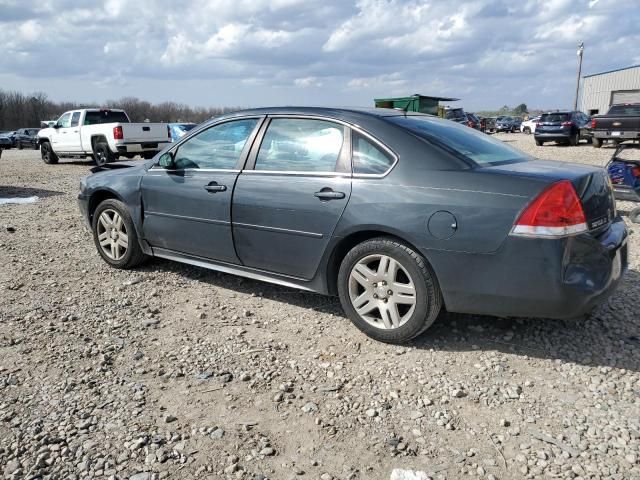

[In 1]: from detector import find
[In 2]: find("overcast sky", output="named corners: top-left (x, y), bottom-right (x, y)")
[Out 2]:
top-left (1, 0), bottom-right (639, 111)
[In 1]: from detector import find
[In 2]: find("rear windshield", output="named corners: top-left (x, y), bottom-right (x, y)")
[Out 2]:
top-left (445, 109), bottom-right (465, 120)
top-left (608, 105), bottom-right (640, 116)
top-left (84, 110), bottom-right (130, 125)
top-left (540, 113), bottom-right (569, 122)
top-left (388, 116), bottom-right (529, 166)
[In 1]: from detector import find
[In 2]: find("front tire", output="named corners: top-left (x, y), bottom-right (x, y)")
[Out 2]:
top-left (40, 141), bottom-right (58, 164)
top-left (337, 237), bottom-right (442, 344)
top-left (569, 132), bottom-right (579, 146)
top-left (92, 199), bottom-right (147, 269)
top-left (535, 139), bottom-right (544, 146)
top-left (523, 127), bottom-right (531, 134)
top-left (94, 142), bottom-right (115, 166)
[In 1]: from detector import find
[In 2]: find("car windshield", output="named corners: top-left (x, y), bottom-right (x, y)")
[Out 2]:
top-left (540, 113), bottom-right (569, 123)
top-left (497, 117), bottom-right (513, 122)
top-left (388, 116), bottom-right (529, 166)
top-left (84, 110), bottom-right (130, 125)
top-left (608, 105), bottom-right (640, 116)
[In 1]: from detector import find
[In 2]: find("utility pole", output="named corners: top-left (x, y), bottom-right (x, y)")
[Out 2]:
top-left (574, 42), bottom-right (584, 110)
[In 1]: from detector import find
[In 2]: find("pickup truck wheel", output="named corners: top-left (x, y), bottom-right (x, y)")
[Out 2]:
top-left (40, 141), bottom-right (58, 164)
top-left (92, 199), bottom-right (147, 269)
top-left (592, 138), bottom-right (602, 148)
top-left (337, 237), bottom-right (442, 344)
top-left (94, 142), bottom-right (114, 166)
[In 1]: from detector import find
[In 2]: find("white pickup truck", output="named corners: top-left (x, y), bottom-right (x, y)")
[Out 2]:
top-left (37, 108), bottom-right (171, 166)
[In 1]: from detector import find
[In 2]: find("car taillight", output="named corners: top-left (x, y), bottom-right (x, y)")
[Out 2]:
top-left (535, 122), bottom-right (541, 127)
top-left (591, 119), bottom-right (597, 129)
top-left (632, 166), bottom-right (640, 178)
top-left (113, 126), bottom-right (123, 140)
top-left (511, 180), bottom-right (587, 237)
top-left (561, 121), bottom-right (574, 127)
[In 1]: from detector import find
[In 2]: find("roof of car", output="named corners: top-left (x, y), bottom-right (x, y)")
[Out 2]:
top-left (215, 106), bottom-right (433, 121)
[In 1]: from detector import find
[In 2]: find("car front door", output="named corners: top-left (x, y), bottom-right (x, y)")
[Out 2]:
top-left (140, 117), bottom-right (262, 263)
top-left (232, 117), bottom-right (352, 280)
top-left (50, 112), bottom-right (72, 152)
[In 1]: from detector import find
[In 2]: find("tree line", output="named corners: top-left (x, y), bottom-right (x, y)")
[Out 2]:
top-left (0, 89), bottom-right (241, 130)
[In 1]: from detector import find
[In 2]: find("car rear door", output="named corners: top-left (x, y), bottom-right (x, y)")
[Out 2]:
top-left (231, 116), bottom-right (352, 280)
top-left (140, 117), bottom-right (263, 263)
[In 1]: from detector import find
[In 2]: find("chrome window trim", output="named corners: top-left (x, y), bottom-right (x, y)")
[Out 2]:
top-left (149, 167), bottom-right (241, 173)
top-left (241, 170), bottom-right (351, 177)
top-left (243, 114), bottom-right (399, 178)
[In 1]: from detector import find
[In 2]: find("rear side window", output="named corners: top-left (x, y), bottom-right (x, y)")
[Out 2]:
top-left (255, 118), bottom-right (344, 172)
top-left (608, 105), bottom-right (640, 115)
top-left (388, 116), bottom-right (528, 166)
top-left (352, 133), bottom-right (395, 175)
top-left (84, 111), bottom-right (130, 125)
top-left (174, 119), bottom-right (258, 170)
top-left (540, 113), bottom-right (569, 122)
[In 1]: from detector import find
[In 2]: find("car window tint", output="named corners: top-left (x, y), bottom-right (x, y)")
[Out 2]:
top-left (70, 112), bottom-right (81, 128)
top-left (58, 113), bottom-right (71, 128)
top-left (608, 105), bottom-right (640, 116)
top-left (540, 113), bottom-right (569, 122)
top-left (388, 116), bottom-right (529, 166)
top-left (174, 119), bottom-right (258, 170)
top-left (352, 133), bottom-right (394, 174)
top-left (83, 111), bottom-right (130, 125)
top-left (255, 119), bottom-right (344, 172)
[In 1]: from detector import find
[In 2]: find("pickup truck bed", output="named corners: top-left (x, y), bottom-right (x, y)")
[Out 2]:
top-left (591, 103), bottom-right (640, 148)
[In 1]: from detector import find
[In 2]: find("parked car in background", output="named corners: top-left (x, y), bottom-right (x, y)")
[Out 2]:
top-left (521, 116), bottom-right (540, 134)
top-left (38, 108), bottom-right (172, 166)
top-left (443, 107), bottom-right (467, 125)
top-left (512, 117), bottom-right (523, 130)
top-left (482, 117), bottom-right (497, 133)
top-left (465, 113), bottom-right (481, 130)
top-left (495, 116), bottom-right (518, 132)
top-left (590, 103), bottom-right (640, 148)
top-left (534, 111), bottom-right (592, 146)
top-left (0, 132), bottom-right (13, 150)
top-left (78, 107), bottom-right (627, 344)
top-left (168, 123), bottom-right (197, 142)
top-left (14, 128), bottom-right (40, 149)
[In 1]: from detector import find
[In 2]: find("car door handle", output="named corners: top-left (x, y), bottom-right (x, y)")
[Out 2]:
top-left (204, 183), bottom-right (227, 193)
top-left (314, 189), bottom-right (345, 200)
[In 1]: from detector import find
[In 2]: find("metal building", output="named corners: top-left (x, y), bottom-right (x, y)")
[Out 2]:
top-left (580, 65), bottom-right (640, 115)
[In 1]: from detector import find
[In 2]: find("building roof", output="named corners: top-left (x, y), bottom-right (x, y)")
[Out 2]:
top-left (583, 64), bottom-right (640, 78)
top-left (374, 94), bottom-right (459, 102)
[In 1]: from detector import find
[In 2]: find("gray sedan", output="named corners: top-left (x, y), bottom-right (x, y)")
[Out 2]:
top-left (77, 107), bottom-right (628, 343)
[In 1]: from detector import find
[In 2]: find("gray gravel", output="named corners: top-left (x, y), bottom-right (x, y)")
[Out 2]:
top-left (1, 135), bottom-right (639, 480)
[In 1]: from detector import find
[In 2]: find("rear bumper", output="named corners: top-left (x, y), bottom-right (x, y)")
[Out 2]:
top-left (612, 184), bottom-right (640, 202)
top-left (534, 132), bottom-right (570, 141)
top-left (114, 141), bottom-right (170, 154)
top-left (428, 218), bottom-right (628, 319)
top-left (78, 193), bottom-right (91, 228)
top-left (593, 131), bottom-right (640, 140)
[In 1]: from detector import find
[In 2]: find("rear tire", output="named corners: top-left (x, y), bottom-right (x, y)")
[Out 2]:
top-left (523, 127), bottom-right (531, 134)
top-left (18, 142), bottom-right (23, 150)
top-left (94, 142), bottom-right (114, 166)
top-left (337, 237), bottom-right (442, 344)
top-left (40, 141), bottom-right (58, 164)
top-left (593, 137), bottom-right (602, 148)
top-left (630, 207), bottom-right (640, 224)
top-left (569, 132), bottom-right (579, 146)
top-left (535, 139), bottom-right (544, 146)
top-left (92, 199), bottom-right (147, 269)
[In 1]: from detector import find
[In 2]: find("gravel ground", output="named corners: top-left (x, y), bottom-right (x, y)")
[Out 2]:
top-left (1, 134), bottom-right (639, 480)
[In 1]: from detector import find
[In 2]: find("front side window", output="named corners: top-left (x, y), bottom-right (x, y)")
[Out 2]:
top-left (70, 112), bottom-right (81, 127)
top-left (388, 116), bottom-right (529, 166)
top-left (255, 118), bottom-right (344, 172)
top-left (58, 113), bottom-right (71, 128)
top-left (352, 132), bottom-right (394, 175)
top-left (173, 118), bottom-right (258, 170)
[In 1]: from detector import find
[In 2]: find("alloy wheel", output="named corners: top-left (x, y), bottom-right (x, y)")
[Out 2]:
top-left (348, 254), bottom-right (417, 330)
top-left (96, 209), bottom-right (129, 260)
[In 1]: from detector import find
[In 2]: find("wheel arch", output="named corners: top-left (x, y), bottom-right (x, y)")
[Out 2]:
top-left (90, 135), bottom-right (109, 153)
top-left (324, 228), bottom-right (439, 298)
top-left (87, 188), bottom-right (126, 225)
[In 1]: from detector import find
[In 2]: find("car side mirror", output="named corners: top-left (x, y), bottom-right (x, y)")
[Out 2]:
top-left (158, 152), bottom-right (175, 169)
top-left (53, 123), bottom-right (60, 129)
